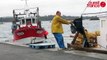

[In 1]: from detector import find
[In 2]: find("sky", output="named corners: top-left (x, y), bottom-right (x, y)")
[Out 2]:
top-left (0, 0), bottom-right (107, 17)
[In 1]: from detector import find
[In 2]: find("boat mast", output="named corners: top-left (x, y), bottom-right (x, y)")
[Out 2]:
top-left (21, 0), bottom-right (28, 8)
top-left (22, 0), bottom-right (29, 17)
top-left (25, 0), bottom-right (28, 9)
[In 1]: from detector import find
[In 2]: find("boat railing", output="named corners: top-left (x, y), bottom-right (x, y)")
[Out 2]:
top-left (82, 11), bottom-right (107, 18)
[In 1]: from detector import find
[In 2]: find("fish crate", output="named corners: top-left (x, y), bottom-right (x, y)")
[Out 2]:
top-left (29, 43), bottom-right (55, 49)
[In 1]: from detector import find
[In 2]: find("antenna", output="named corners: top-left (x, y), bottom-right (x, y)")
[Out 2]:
top-left (21, 0), bottom-right (29, 17)
top-left (25, 0), bottom-right (28, 8)
top-left (21, 0), bottom-right (29, 9)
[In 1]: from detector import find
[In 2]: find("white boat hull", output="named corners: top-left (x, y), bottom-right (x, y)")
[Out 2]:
top-left (13, 37), bottom-right (45, 45)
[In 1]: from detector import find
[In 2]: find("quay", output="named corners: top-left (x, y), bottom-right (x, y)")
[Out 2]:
top-left (0, 42), bottom-right (107, 60)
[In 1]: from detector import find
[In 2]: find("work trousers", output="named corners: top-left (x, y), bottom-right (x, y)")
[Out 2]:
top-left (53, 33), bottom-right (65, 48)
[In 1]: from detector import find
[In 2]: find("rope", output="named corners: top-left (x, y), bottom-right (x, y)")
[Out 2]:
top-left (98, 44), bottom-right (107, 49)
top-left (81, 0), bottom-right (92, 15)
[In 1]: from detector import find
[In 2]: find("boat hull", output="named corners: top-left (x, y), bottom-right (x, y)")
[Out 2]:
top-left (13, 26), bottom-right (48, 41)
top-left (13, 37), bottom-right (45, 45)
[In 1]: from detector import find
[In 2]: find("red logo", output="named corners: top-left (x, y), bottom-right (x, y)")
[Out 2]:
top-left (87, 1), bottom-right (106, 8)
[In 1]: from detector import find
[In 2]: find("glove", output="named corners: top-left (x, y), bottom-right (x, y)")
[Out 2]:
top-left (69, 20), bottom-right (74, 24)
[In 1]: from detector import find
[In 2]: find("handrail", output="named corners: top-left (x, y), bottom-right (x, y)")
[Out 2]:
top-left (82, 11), bottom-right (107, 15)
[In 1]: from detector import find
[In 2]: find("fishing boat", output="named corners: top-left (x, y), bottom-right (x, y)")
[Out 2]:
top-left (12, 0), bottom-right (48, 44)
top-left (82, 11), bottom-right (107, 49)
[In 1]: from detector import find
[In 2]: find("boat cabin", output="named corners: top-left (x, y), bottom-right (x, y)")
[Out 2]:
top-left (18, 17), bottom-right (37, 27)
top-left (97, 13), bottom-right (107, 48)
top-left (13, 7), bottom-right (41, 28)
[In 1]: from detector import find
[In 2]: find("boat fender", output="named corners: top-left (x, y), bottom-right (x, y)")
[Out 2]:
top-left (44, 31), bottom-right (48, 35)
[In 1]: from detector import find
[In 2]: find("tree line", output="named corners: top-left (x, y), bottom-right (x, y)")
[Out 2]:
top-left (0, 15), bottom-right (99, 22)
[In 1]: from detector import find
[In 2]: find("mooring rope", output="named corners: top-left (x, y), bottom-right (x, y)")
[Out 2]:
top-left (98, 44), bottom-right (107, 49)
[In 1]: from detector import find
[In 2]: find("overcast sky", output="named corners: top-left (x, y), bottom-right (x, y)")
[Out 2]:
top-left (0, 0), bottom-right (107, 17)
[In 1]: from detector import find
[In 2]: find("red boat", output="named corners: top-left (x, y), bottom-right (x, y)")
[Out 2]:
top-left (12, 7), bottom-right (48, 44)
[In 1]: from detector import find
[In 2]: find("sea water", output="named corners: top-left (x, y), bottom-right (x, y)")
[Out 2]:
top-left (0, 20), bottom-right (100, 47)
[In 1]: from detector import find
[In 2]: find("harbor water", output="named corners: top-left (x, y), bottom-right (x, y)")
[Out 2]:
top-left (0, 20), bottom-right (100, 47)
